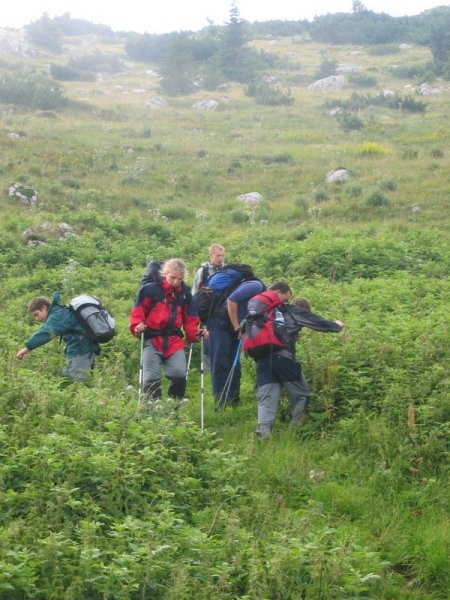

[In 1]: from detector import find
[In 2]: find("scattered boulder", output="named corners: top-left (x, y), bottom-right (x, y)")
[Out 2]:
top-left (192, 99), bottom-right (219, 112)
top-left (0, 28), bottom-right (36, 57)
top-left (22, 222), bottom-right (75, 243)
top-left (326, 168), bottom-right (352, 184)
top-left (263, 74), bottom-right (282, 88)
top-left (418, 83), bottom-right (438, 97)
top-left (8, 182), bottom-right (38, 206)
top-left (236, 192), bottom-right (263, 203)
top-left (328, 107), bottom-right (342, 117)
top-left (336, 64), bottom-right (361, 73)
top-left (145, 96), bottom-right (168, 109)
top-left (308, 75), bottom-right (345, 92)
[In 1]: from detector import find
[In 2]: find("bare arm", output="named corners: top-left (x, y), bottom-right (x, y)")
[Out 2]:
top-left (226, 299), bottom-right (241, 332)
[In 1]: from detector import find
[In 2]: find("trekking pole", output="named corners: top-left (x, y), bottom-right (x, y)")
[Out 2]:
top-left (138, 332), bottom-right (144, 406)
top-left (216, 337), bottom-right (243, 411)
top-left (200, 335), bottom-right (205, 432)
top-left (186, 343), bottom-right (194, 380)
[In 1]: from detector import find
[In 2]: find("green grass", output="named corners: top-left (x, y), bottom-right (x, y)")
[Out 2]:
top-left (0, 30), bottom-right (448, 599)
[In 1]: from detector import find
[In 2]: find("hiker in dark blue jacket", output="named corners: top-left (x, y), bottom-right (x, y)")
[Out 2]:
top-left (16, 291), bottom-right (99, 381)
top-left (209, 275), bottom-right (265, 408)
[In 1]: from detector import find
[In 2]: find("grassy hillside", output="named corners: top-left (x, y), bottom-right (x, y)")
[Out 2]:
top-left (0, 30), bottom-right (449, 599)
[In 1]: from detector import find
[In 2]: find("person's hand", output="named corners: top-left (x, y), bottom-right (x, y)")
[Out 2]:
top-left (233, 325), bottom-right (243, 339)
top-left (16, 347), bottom-right (29, 360)
top-left (134, 322), bottom-right (147, 336)
top-left (336, 320), bottom-right (345, 329)
top-left (196, 327), bottom-right (208, 341)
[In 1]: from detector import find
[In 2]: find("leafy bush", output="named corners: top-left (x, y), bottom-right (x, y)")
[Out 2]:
top-left (312, 188), bottom-right (328, 202)
top-left (50, 63), bottom-right (96, 82)
top-left (0, 71), bottom-right (67, 109)
top-left (25, 15), bottom-right (63, 52)
top-left (245, 80), bottom-right (294, 105)
top-left (401, 149), bottom-right (419, 160)
top-left (366, 188), bottom-right (389, 207)
top-left (357, 142), bottom-right (390, 157)
top-left (67, 51), bottom-right (124, 75)
top-left (261, 152), bottom-right (293, 164)
top-left (430, 148), bottom-right (444, 158)
top-left (231, 209), bottom-right (249, 223)
top-left (338, 111), bottom-right (364, 131)
top-left (348, 72), bottom-right (377, 87)
top-left (368, 43), bottom-right (400, 55)
top-left (314, 56), bottom-right (338, 79)
top-left (377, 177), bottom-right (396, 191)
top-left (388, 63), bottom-right (428, 79)
top-left (159, 205), bottom-right (195, 221)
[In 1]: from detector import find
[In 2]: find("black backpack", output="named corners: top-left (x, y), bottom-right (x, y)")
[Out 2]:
top-left (194, 263), bottom-right (256, 324)
top-left (139, 259), bottom-right (165, 288)
top-left (69, 295), bottom-right (116, 344)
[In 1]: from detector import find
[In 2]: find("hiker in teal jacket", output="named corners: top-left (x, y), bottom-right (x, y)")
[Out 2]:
top-left (16, 291), bottom-right (99, 381)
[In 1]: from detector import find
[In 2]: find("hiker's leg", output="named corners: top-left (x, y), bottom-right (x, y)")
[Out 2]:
top-left (256, 383), bottom-right (282, 438)
top-left (278, 360), bottom-right (310, 426)
top-left (208, 318), bottom-right (237, 402)
top-left (142, 341), bottom-right (163, 400)
top-left (143, 379), bottom-right (162, 399)
top-left (165, 349), bottom-right (187, 400)
top-left (255, 356), bottom-right (281, 437)
top-left (62, 352), bottom-right (96, 381)
top-left (202, 336), bottom-right (211, 371)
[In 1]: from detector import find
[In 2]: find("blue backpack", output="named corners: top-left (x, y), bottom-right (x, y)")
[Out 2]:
top-left (194, 263), bottom-right (256, 324)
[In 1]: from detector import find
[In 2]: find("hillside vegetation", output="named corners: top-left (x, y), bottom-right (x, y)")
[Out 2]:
top-left (0, 18), bottom-right (449, 600)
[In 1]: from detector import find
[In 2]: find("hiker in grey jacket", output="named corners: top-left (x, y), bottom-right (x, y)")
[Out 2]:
top-left (192, 244), bottom-right (225, 372)
top-left (191, 243), bottom-right (225, 295)
top-left (252, 283), bottom-right (344, 438)
top-left (16, 291), bottom-right (99, 381)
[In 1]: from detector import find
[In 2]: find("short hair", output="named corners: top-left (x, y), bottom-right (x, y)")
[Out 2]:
top-left (28, 296), bottom-right (51, 313)
top-left (209, 243), bottom-right (224, 254)
top-left (292, 297), bottom-right (311, 311)
top-left (161, 258), bottom-right (188, 279)
top-left (269, 281), bottom-right (292, 295)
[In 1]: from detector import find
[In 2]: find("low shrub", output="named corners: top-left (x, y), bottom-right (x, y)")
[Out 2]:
top-left (366, 188), bottom-right (389, 207)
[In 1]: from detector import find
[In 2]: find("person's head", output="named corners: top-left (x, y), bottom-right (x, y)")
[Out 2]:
top-left (269, 282), bottom-right (292, 303)
top-left (28, 296), bottom-right (51, 323)
top-left (292, 297), bottom-right (312, 311)
top-left (161, 258), bottom-right (188, 288)
top-left (208, 244), bottom-right (224, 268)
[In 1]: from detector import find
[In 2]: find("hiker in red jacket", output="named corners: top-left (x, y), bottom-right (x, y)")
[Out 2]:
top-left (129, 258), bottom-right (202, 403)
top-left (244, 282), bottom-right (344, 438)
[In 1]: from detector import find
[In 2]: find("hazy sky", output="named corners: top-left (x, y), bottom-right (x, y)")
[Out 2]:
top-left (1, 1), bottom-right (447, 34)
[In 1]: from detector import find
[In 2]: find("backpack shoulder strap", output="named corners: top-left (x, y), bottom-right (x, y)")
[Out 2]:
top-left (201, 264), bottom-right (210, 284)
top-left (142, 281), bottom-right (164, 315)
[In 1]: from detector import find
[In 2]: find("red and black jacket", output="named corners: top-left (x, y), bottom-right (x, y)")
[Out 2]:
top-left (129, 277), bottom-right (199, 357)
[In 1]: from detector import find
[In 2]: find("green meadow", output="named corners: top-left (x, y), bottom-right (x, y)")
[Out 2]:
top-left (0, 23), bottom-right (448, 599)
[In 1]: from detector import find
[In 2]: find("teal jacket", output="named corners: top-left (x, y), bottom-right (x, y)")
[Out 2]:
top-left (25, 292), bottom-right (100, 358)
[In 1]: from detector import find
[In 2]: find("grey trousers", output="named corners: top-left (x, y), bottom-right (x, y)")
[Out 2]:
top-left (256, 373), bottom-right (310, 438)
top-left (62, 352), bottom-right (96, 381)
top-left (143, 340), bottom-right (187, 400)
